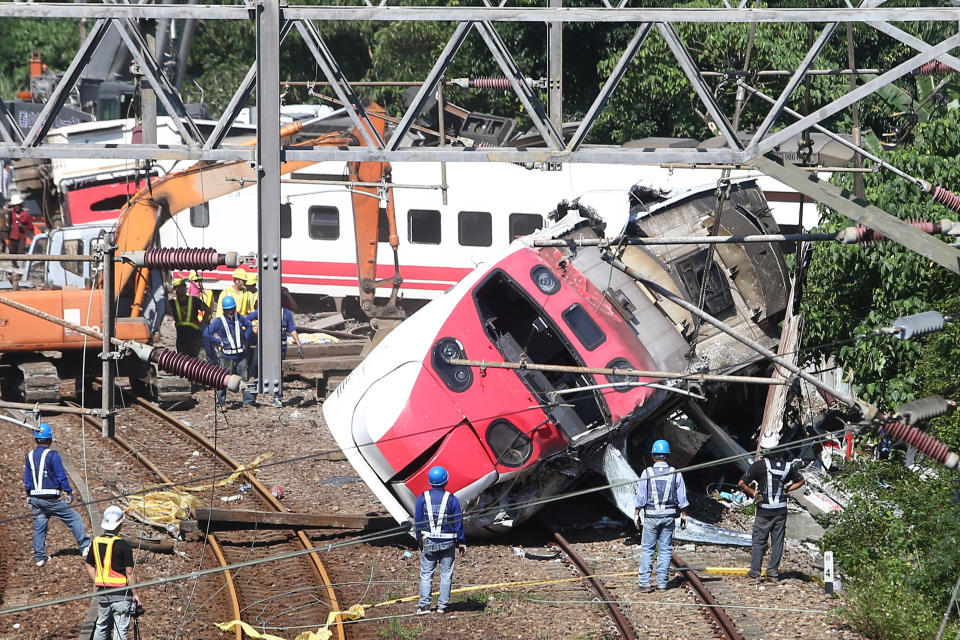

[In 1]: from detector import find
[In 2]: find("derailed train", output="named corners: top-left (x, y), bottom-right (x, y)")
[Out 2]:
top-left (323, 178), bottom-right (791, 535)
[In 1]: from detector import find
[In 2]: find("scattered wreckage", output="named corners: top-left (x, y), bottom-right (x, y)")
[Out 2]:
top-left (325, 178), bottom-right (811, 541)
top-left (324, 177), bottom-right (950, 542)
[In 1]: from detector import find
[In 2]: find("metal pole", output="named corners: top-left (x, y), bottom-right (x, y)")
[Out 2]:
top-left (142, 19), bottom-right (157, 147)
top-left (599, 252), bottom-right (875, 417)
top-left (446, 358), bottom-right (786, 386)
top-left (437, 79), bottom-right (448, 206)
top-left (257, 0), bottom-right (282, 398)
top-left (547, 0), bottom-right (563, 135)
top-left (0, 400), bottom-right (103, 417)
top-left (100, 233), bottom-right (116, 437)
top-left (532, 232), bottom-right (837, 248)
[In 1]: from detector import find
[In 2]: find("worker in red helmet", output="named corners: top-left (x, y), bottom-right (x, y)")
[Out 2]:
top-left (414, 466), bottom-right (466, 615)
top-left (25, 423), bottom-right (91, 567)
top-left (7, 192), bottom-right (33, 265)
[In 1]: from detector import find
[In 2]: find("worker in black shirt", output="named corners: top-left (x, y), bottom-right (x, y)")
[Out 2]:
top-left (85, 505), bottom-right (142, 640)
top-left (738, 435), bottom-right (805, 581)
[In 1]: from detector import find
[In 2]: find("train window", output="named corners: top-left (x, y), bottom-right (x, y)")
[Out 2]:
top-left (308, 206), bottom-right (339, 240)
top-left (458, 211), bottom-right (492, 247)
top-left (408, 209), bottom-right (441, 244)
top-left (674, 249), bottom-right (733, 317)
top-left (190, 203), bottom-right (209, 228)
top-left (562, 303), bottom-right (606, 351)
top-left (280, 203), bottom-right (292, 239)
top-left (63, 239), bottom-right (84, 277)
top-left (508, 213), bottom-right (542, 240)
top-left (485, 419), bottom-right (532, 467)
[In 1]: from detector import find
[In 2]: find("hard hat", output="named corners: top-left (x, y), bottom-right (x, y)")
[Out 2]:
top-left (187, 270), bottom-right (200, 282)
top-left (651, 439), bottom-right (670, 455)
top-left (9, 192), bottom-right (23, 206)
top-left (173, 277), bottom-right (184, 287)
top-left (34, 423), bottom-right (53, 440)
top-left (428, 466), bottom-right (449, 487)
top-left (221, 295), bottom-right (237, 311)
top-left (101, 505), bottom-right (125, 531)
top-left (232, 267), bottom-right (247, 281)
top-left (759, 432), bottom-right (779, 450)
top-left (246, 273), bottom-right (258, 286)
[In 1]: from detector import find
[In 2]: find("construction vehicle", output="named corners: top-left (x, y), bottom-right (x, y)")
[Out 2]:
top-left (0, 107), bottom-right (403, 405)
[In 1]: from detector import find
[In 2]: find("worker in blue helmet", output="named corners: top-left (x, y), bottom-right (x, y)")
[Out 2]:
top-left (634, 439), bottom-right (688, 592)
top-left (208, 295), bottom-right (256, 408)
top-left (24, 423), bottom-right (91, 566)
top-left (414, 466), bottom-right (466, 615)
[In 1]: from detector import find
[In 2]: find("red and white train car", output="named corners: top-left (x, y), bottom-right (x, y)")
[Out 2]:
top-left (156, 161), bottom-right (807, 308)
top-left (321, 205), bottom-right (697, 535)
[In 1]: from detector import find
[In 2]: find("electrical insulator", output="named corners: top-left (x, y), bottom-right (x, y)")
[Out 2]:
top-left (896, 395), bottom-right (955, 424)
top-left (882, 420), bottom-right (959, 469)
top-left (151, 348), bottom-right (242, 391)
top-left (836, 220), bottom-right (945, 244)
top-left (123, 247), bottom-right (239, 270)
top-left (915, 61), bottom-right (953, 75)
top-left (127, 343), bottom-right (240, 391)
top-left (889, 311), bottom-right (946, 340)
top-left (931, 186), bottom-right (960, 215)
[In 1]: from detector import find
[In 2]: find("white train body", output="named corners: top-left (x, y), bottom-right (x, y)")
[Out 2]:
top-left (158, 161), bottom-right (812, 303)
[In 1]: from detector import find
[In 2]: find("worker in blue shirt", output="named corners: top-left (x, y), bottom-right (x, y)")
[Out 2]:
top-left (245, 306), bottom-right (304, 407)
top-left (25, 423), bottom-right (91, 566)
top-left (414, 466), bottom-right (466, 615)
top-left (208, 295), bottom-right (256, 408)
top-left (634, 439), bottom-right (688, 592)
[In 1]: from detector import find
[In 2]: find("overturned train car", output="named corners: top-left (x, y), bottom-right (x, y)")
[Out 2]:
top-left (323, 178), bottom-right (789, 535)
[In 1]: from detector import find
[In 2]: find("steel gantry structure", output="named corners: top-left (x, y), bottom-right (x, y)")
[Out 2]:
top-left (1, 1), bottom-right (960, 400)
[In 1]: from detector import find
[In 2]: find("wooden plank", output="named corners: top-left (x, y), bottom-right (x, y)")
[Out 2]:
top-left (298, 341), bottom-right (366, 358)
top-left (189, 507), bottom-right (397, 531)
top-left (282, 354), bottom-right (365, 373)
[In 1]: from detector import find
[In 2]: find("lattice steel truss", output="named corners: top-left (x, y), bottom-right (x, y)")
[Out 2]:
top-left (2, 1), bottom-right (959, 394)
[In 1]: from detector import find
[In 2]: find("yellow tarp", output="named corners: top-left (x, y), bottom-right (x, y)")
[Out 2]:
top-left (125, 453), bottom-right (274, 526)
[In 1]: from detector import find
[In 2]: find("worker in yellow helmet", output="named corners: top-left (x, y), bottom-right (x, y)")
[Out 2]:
top-left (215, 267), bottom-right (252, 318)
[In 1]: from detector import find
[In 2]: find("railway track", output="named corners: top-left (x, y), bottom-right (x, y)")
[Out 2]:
top-left (552, 532), bottom-right (745, 640)
top-left (76, 396), bottom-right (347, 640)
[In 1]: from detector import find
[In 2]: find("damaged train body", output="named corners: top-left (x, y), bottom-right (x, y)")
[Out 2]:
top-left (323, 178), bottom-right (790, 535)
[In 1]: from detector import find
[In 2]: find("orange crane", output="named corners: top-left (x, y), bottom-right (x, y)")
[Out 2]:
top-left (0, 105), bottom-right (403, 402)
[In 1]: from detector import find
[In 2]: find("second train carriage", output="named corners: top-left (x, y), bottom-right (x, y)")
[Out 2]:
top-left (156, 160), bottom-right (810, 309)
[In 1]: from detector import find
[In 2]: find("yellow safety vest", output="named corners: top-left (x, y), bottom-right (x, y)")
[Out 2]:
top-left (198, 290), bottom-right (214, 323)
top-left (216, 289), bottom-right (250, 318)
top-left (92, 536), bottom-right (128, 588)
top-left (172, 297), bottom-right (199, 329)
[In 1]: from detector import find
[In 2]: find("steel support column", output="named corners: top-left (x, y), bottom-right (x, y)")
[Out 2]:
top-left (257, 0), bottom-right (283, 397)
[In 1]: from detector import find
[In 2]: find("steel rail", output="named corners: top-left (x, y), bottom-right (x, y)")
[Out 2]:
top-left (672, 553), bottom-right (744, 640)
top-left (86, 415), bottom-right (245, 640)
top-left (553, 533), bottom-right (637, 640)
top-left (128, 398), bottom-right (346, 640)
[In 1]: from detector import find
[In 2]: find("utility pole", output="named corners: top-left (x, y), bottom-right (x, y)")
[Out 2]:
top-left (547, 0), bottom-right (563, 137)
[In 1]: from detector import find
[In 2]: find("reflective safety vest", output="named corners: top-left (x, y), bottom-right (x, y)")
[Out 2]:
top-left (641, 465), bottom-right (679, 517)
top-left (761, 459), bottom-right (791, 510)
top-left (219, 315), bottom-right (245, 356)
top-left (422, 491), bottom-right (457, 540)
top-left (172, 296), bottom-right (199, 330)
top-left (198, 290), bottom-right (214, 323)
top-left (92, 536), bottom-right (128, 588)
top-left (27, 449), bottom-right (59, 496)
